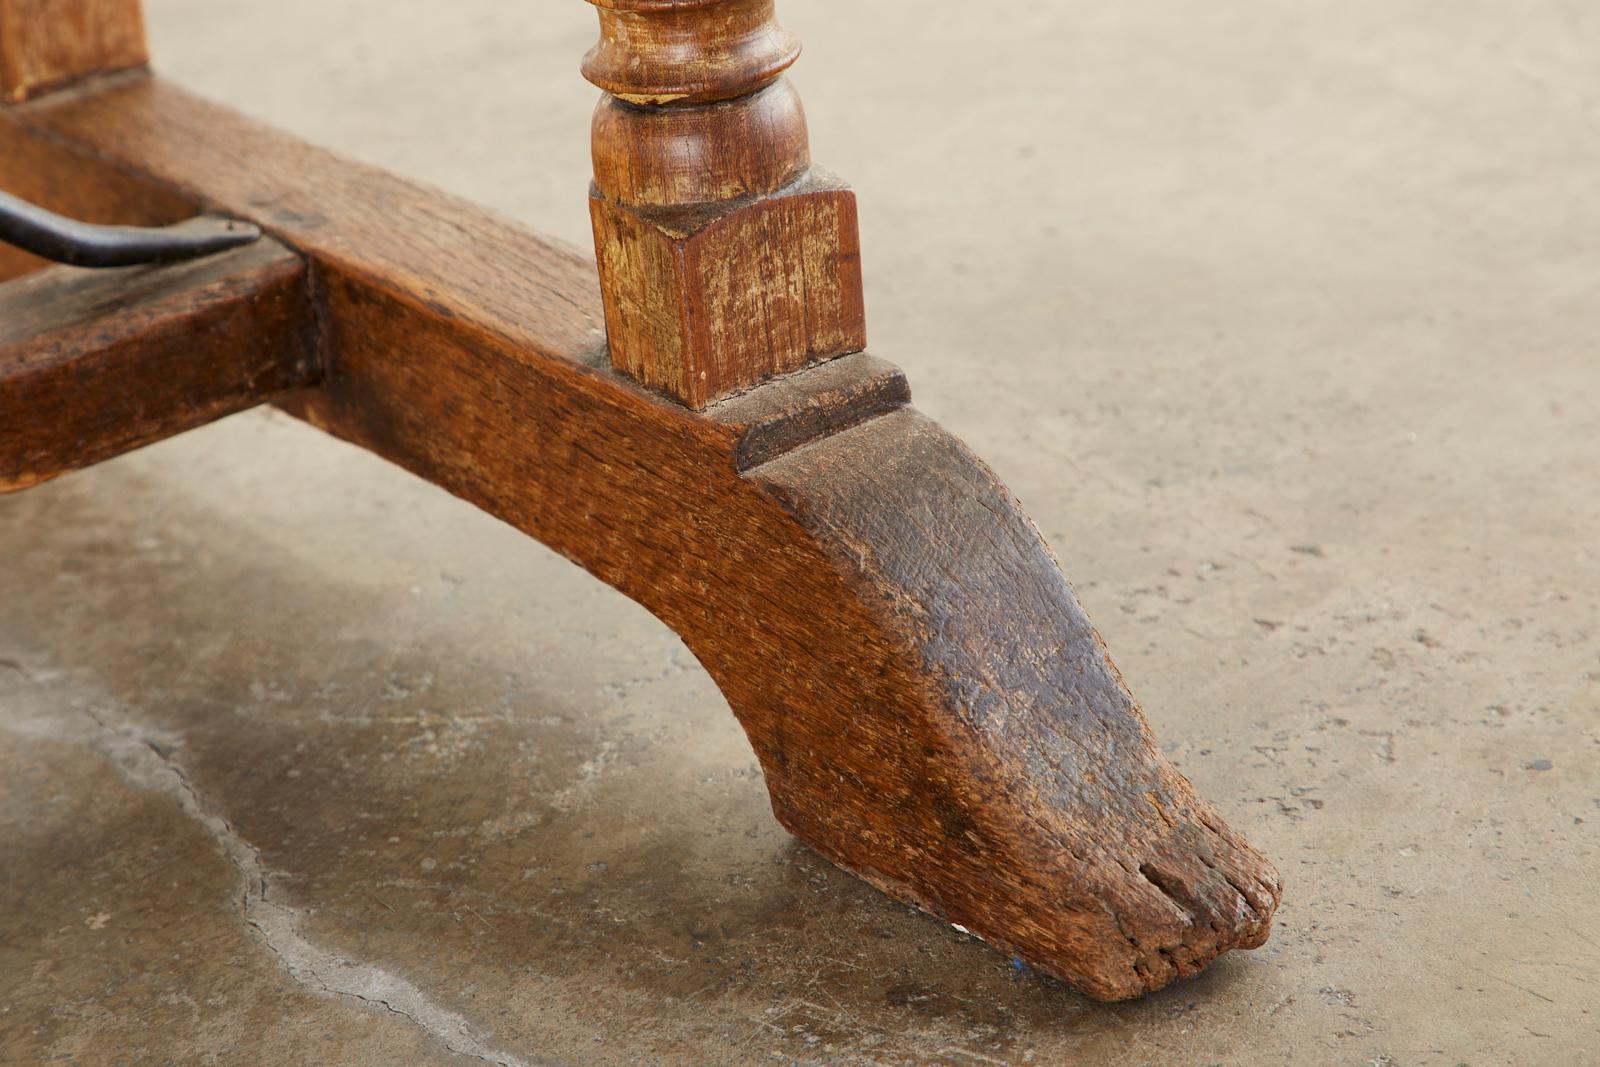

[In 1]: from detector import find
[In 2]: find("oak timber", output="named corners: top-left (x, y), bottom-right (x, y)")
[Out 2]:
top-left (0, 234), bottom-right (318, 492)
top-left (1, 74), bottom-right (1281, 999)
top-left (0, 99), bottom-right (193, 280)
top-left (0, 0), bottom-right (147, 102)
top-left (584, 0), bottom-right (867, 407)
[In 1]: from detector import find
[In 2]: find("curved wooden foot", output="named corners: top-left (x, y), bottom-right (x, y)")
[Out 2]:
top-left (728, 409), bottom-right (1281, 1000)
top-left (572, 0), bottom-right (1281, 993)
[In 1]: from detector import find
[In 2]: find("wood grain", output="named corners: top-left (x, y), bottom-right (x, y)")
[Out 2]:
top-left (590, 170), bottom-right (865, 409)
top-left (0, 233), bottom-right (319, 492)
top-left (0, 0), bottom-right (147, 102)
top-left (583, 0), bottom-right (799, 106)
top-left (3, 74), bottom-right (1280, 999)
top-left (584, 0), bottom-right (866, 408)
top-left (591, 78), bottom-right (809, 208)
top-left (0, 74), bottom-right (193, 281)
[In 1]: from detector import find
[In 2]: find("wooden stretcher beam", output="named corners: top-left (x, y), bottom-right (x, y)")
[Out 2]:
top-left (0, 232), bottom-right (317, 492)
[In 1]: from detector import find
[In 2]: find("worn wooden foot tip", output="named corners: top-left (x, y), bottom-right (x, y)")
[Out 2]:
top-left (715, 401), bottom-right (1282, 1001)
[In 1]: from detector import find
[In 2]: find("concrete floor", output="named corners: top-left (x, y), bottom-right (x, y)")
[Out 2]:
top-left (3, 1), bottom-right (1598, 1064)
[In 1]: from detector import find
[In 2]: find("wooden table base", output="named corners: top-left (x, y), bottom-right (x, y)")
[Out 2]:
top-left (0, 2), bottom-right (1280, 1002)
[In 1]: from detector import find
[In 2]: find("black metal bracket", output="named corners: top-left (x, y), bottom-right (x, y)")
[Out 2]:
top-left (0, 189), bottom-right (260, 268)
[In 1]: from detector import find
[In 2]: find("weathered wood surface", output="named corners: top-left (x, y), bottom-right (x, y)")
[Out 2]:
top-left (2, 74), bottom-right (1280, 999)
top-left (585, 0), bottom-right (866, 408)
top-left (582, 0), bottom-right (799, 106)
top-left (0, 0), bottom-right (147, 102)
top-left (0, 233), bottom-right (318, 492)
top-left (0, 102), bottom-right (193, 280)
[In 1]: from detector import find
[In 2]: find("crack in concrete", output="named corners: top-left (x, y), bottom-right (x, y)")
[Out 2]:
top-left (77, 707), bottom-right (532, 1067)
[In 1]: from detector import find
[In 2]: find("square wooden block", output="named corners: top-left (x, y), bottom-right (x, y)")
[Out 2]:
top-left (590, 169), bottom-right (867, 409)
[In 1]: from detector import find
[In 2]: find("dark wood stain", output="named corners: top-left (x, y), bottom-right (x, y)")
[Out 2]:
top-left (0, 234), bottom-right (319, 492)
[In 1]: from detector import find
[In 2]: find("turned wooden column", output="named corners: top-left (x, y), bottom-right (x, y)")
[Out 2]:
top-left (0, 0), bottom-right (147, 103)
top-left (584, 0), bottom-right (867, 408)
